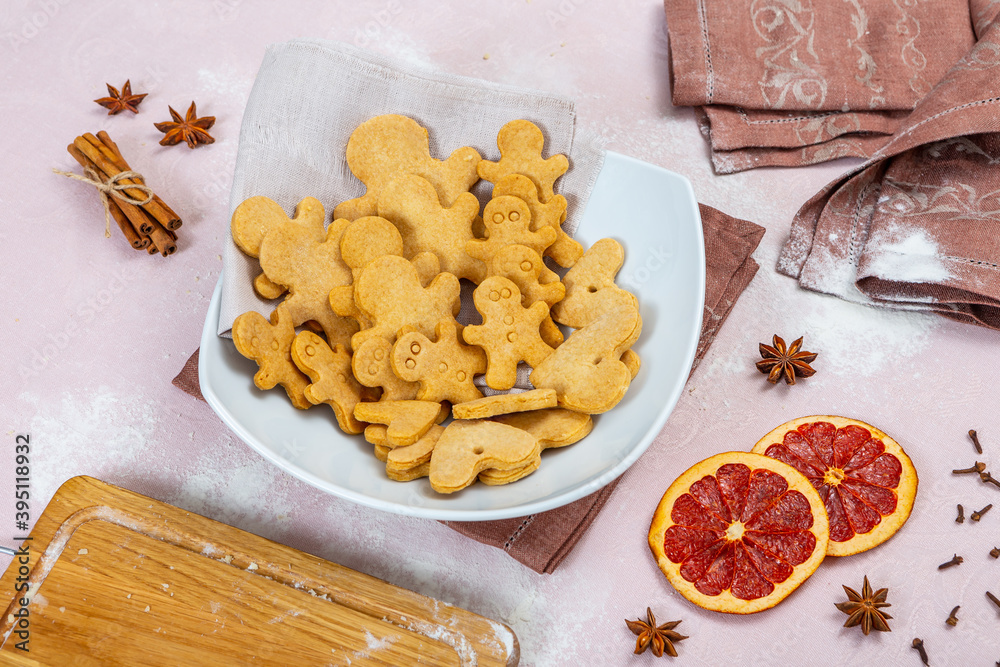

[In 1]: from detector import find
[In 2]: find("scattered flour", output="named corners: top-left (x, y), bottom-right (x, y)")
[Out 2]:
top-left (863, 226), bottom-right (953, 284)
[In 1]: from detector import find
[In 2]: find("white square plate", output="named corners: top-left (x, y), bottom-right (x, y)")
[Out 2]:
top-left (199, 151), bottom-right (704, 520)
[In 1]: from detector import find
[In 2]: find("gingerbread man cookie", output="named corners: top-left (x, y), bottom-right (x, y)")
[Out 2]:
top-left (351, 254), bottom-right (461, 351)
top-left (377, 174), bottom-right (486, 283)
top-left (257, 203), bottom-right (358, 350)
top-left (391, 320), bottom-right (486, 404)
top-left (530, 303), bottom-right (642, 414)
top-left (492, 174), bottom-right (582, 267)
top-left (290, 331), bottom-right (365, 434)
top-left (462, 276), bottom-right (554, 391)
top-left (466, 196), bottom-right (557, 267)
top-left (477, 120), bottom-right (568, 203)
top-left (488, 244), bottom-right (566, 348)
top-left (335, 114), bottom-right (481, 221)
top-left (351, 336), bottom-right (419, 401)
top-left (231, 305), bottom-right (310, 410)
top-left (551, 237), bottom-right (638, 329)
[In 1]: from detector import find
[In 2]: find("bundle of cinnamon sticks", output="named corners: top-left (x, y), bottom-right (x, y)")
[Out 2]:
top-left (67, 131), bottom-right (182, 256)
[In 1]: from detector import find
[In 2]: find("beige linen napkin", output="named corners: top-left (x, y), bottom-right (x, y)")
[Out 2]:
top-left (219, 38), bottom-right (603, 336)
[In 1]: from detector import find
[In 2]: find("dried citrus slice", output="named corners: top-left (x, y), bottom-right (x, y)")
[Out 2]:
top-left (649, 452), bottom-right (829, 614)
top-left (751, 415), bottom-right (917, 557)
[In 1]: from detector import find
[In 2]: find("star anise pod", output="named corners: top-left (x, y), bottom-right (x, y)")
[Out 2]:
top-left (625, 607), bottom-right (687, 658)
top-left (835, 575), bottom-right (892, 635)
top-left (154, 102), bottom-right (216, 149)
top-left (94, 80), bottom-right (147, 115)
top-left (756, 334), bottom-right (817, 385)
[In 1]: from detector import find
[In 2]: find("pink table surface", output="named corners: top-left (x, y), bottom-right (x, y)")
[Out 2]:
top-left (3, 1), bottom-right (999, 664)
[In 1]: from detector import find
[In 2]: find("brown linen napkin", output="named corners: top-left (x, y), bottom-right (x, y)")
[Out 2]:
top-left (173, 204), bottom-right (765, 573)
top-left (777, 21), bottom-right (1000, 328)
top-left (663, 0), bottom-right (983, 173)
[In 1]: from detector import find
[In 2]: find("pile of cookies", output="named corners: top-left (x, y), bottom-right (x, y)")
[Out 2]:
top-left (230, 114), bottom-right (642, 494)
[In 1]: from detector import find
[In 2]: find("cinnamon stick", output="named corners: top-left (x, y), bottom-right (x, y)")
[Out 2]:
top-left (67, 144), bottom-right (155, 236)
top-left (148, 218), bottom-right (177, 256)
top-left (107, 198), bottom-right (148, 249)
top-left (86, 133), bottom-right (182, 230)
top-left (96, 131), bottom-right (183, 227)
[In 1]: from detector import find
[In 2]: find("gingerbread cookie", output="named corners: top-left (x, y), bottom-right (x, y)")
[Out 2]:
top-left (462, 276), bottom-right (555, 390)
top-left (391, 320), bottom-right (486, 404)
top-left (452, 388), bottom-right (557, 420)
top-left (492, 174), bottom-right (582, 267)
top-left (478, 458), bottom-right (541, 485)
top-left (335, 114), bottom-right (481, 220)
top-left (488, 244), bottom-right (565, 348)
top-left (428, 420), bottom-right (541, 494)
top-left (385, 424), bottom-right (445, 482)
top-left (351, 336), bottom-right (419, 401)
top-left (353, 400), bottom-right (445, 448)
top-left (231, 305), bottom-right (310, 410)
top-left (466, 195), bottom-right (557, 267)
top-left (256, 202), bottom-right (358, 349)
top-left (290, 331), bottom-right (365, 434)
top-left (530, 303), bottom-right (642, 414)
top-left (493, 408), bottom-right (594, 450)
top-left (377, 174), bottom-right (486, 283)
top-left (477, 120), bottom-right (568, 203)
top-left (551, 237), bottom-right (637, 329)
top-left (352, 254), bottom-right (461, 350)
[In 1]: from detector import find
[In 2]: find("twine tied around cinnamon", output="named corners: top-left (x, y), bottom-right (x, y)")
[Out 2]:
top-left (53, 166), bottom-right (153, 237)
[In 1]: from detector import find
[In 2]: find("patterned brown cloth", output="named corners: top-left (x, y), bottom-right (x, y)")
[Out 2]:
top-left (174, 204), bottom-right (765, 573)
top-left (663, 0), bottom-right (999, 173)
top-left (777, 21), bottom-right (1000, 328)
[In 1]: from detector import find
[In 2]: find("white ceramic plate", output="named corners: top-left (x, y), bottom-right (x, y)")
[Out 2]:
top-left (200, 151), bottom-right (705, 520)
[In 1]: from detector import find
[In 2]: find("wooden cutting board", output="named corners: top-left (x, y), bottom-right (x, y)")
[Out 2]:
top-left (0, 476), bottom-right (518, 666)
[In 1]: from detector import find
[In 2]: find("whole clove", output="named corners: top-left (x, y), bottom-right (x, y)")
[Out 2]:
top-left (972, 504), bottom-right (993, 521)
top-left (956, 504), bottom-right (965, 523)
top-left (953, 461), bottom-right (986, 474)
top-left (938, 554), bottom-right (964, 569)
top-left (980, 471), bottom-right (1000, 489)
top-left (945, 605), bottom-right (960, 626)
top-left (912, 638), bottom-right (929, 666)
top-left (970, 429), bottom-right (983, 454)
top-left (990, 547), bottom-right (1000, 558)
top-left (988, 590), bottom-right (1000, 610)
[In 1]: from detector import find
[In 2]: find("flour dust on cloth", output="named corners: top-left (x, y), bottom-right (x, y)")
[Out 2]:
top-left (220, 38), bottom-right (604, 344)
top-left (662, 0), bottom-right (1000, 173)
top-left (778, 21), bottom-right (1000, 329)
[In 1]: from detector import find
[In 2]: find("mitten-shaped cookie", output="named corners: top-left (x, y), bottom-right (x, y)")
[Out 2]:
top-left (231, 305), bottom-right (310, 410)
top-left (462, 276), bottom-right (554, 390)
top-left (428, 420), bottom-right (541, 494)
top-left (290, 331), bottom-right (365, 434)
top-left (377, 174), bottom-right (486, 283)
top-left (335, 114), bottom-right (480, 220)
top-left (391, 320), bottom-right (486, 404)
top-left (478, 120), bottom-right (568, 203)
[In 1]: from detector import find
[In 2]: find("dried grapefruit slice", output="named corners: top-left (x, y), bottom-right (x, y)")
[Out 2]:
top-left (751, 415), bottom-right (917, 557)
top-left (649, 452), bottom-right (829, 614)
